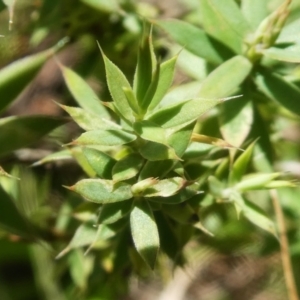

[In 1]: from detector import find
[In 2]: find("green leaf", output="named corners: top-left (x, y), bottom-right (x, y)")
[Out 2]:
top-left (133, 23), bottom-right (155, 106)
top-left (219, 88), bottom-right (253, 148)
top-left (235, 173), bottom-right (281, 192)
top-left (148, 55), bottom-right (178, 111)
top-left (229, 140), bottom-right (256, 185)
top-left (139, 160), bottom-right (176, 180)
top-left (199, 0), bottom-right (251, 53)
top-left (61, 66), bottom-right (109, 118)
top-left (72, 129), bottom-right (136, 147)
top-left (83, 148), bottom-right (116, 179)
top-left (147, 98), bottom-right (222, 129)
top-left (134, 120), bottom-right (172, 146)
top-left (112, 153), bottom-right (144, 182)
top-left (66, 179), bottom-right (133, 204)
top-left (167, 123), bottom-right (194, 157)
top-left (98, 200), bottom-right (133, 224)
top-left (140, 62), bottom-right (160, 112)
top-left (130, 200), bottom-right (159, 269)
top-left (131, 177), bottom-right (186, 198)
top-left (0, 186), bottom-right (32, 237)
top-left (155, 19), bottom-right (233, 64)
top-left (149, 183), bottom-right (200, 204)
top-left (100, 47), bottom-right (134, 122)
top-left (231, 192), bottom-right (277, 236)
top-left (191, 133), bottom-right (238, 149)
top-left (255, 69), bottom-right (300, 116)
top-left (56, 221), bottom-right (98, 259)
top-left (262, 46), bottom-right (300, 63)
top-left (0, 46), bottom-right (59, 112)
top-left (59, 104), bottom-right (115, 131)
top-left (70, 147), bottom-right (96, 177)
top-left (251, 106), bottom-right (273, 172)
top-left (162, 202), bottom-right (199, 224)
top-left (277, 18), bottom-right (300, 44)
top-left (0, 116), bottom-right (67, 157)
top-left (139, 141), bottom-right (180, 161)
top-left (32, 149), bottom-right (72, 167)
top-left (241, 0), bottom-right (269, 29)
top-left (80, 0), bottom-right (119, 13)
top-left (198, 55), bottom-right (252, 99)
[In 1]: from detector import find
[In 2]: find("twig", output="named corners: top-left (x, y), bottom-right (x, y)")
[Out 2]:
top-left (270, 189), bottom-right (299, 300)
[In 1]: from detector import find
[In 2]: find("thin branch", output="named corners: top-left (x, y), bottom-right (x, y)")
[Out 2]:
top-left (270, 189), bottom-right (299, 300)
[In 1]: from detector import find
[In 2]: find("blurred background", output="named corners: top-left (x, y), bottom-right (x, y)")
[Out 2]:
top-left (0, 0), bottom-right (300, 299)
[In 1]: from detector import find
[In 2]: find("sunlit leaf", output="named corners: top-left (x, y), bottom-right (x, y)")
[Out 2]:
top-left (100, 46), bottom-right (134, 122)
top-left (155, 19), bottom-right (233, 64)
top-left (229, 140), bottom-right (256, 185)
top-left (219, 88), bottom-right (253, 148)
top-left (32, 149), bottom-right (72, 167)
top-left (191, 133), bottom-right (238, 149)
top-left (71, 129), bottom-right (136, 147)
top-left (61, 66), bottom-right (110, 118)
top-left (198, 55), bottom-right (252, 99)
top-left (241, 0), bottom-right (269, 29)
top-left (148, 55), bottom-right (178, 111)
top-left (130, 200), bottom-right (159, 269)
top-left (132, 177), bottom-right (186, 198)
top-left (59, 104), bottom-right (115, 131)
top-left (83, 148), bottom-right (116, 179)
top-left (66, 179), bottom-right (133, 204)
top-left (262, 46), bottom-right (300, 63)
top-left (199, 0), bottom-right (251, 53)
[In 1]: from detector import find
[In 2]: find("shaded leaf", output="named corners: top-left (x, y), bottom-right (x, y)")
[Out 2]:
top-left (130, 200), bottom-right (159, 269)
top-left (139, 160), bottom-right (176, 180)
top-left (155, 19), bottom-right (233, 64)
top-left (0, 116), bottom-right (67, 157)
top-left (0, 44), bottom-right (63, 112)
top-left (199, 0), bottom-right (251, 53)
top-left (112, 153), bottom-right (144, 182)
top-left (61, 66), bottom-right (109, 118)
top-left (255, 69), bottom-right (300, 116)
top-left (98, 200), bottom-right (133, 224)
top-left (0, 186), bottom-right (32, 237)
top-left (198, 55), bottom-right (252, 99)
top-left (72, 129), bottom-right (136, 147)
top-left (83, 148), bottom-right (116, 179)
top-left (56, 221), bottom-right (97, 259)
top-left (66, 179), bottom-right (133, 204)
top-left (162, 202), bottom-right (199, 224)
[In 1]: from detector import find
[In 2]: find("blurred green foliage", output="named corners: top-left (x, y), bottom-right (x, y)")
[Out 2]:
top-left (0, 0), bottom-right (300, 299)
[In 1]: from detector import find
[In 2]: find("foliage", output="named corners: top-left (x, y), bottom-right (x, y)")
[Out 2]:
top-left (0, 0), bottom-right (300, 299)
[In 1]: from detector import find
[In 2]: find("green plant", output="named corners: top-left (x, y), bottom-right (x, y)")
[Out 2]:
top-left (49, 19), bottom-right (295, 273)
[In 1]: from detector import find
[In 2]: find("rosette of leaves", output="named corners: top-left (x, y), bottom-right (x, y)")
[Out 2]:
top-left (51, 25), bottom-right (245, 269)
top-left (51, 18), bottom-right (296, 271)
